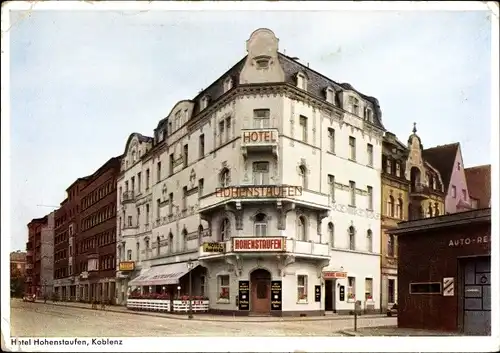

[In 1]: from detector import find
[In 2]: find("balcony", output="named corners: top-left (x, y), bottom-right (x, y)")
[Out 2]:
top-left (199, 185), bottom-right (330, 213)
top-left (122, 191), bottom-right (135, 203)
top-left (240, 128), bottom-right (279, 158)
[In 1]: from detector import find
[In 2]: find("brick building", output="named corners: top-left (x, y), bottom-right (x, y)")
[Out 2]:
top-left (390, 208), bottom-right (491, 335)
top-left (10, 251), bottom-right (27, 277)
top-left (464, 164), bottom-right (491, 209)
top-left (76, 156), bottom-right (121, 303)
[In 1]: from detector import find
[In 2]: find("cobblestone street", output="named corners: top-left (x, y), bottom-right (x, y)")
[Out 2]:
top-left (10, 300), bottom-right (396, 337)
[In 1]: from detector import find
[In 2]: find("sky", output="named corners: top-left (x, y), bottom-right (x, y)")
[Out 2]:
top-left (7, 8), bottom-right (492, 251)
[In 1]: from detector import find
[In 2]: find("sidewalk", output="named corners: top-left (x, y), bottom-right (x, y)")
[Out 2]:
top-left (340, 326), bottom-right (461, 336)
top-left (31, 300), bottom-right (386, 323)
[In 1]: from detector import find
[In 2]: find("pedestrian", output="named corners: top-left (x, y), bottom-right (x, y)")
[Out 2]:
top-left (32, 293), bottom-right (36, 302)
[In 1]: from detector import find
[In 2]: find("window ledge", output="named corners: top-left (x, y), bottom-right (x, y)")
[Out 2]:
top-left (297, 299), bottom-right (308, 304)
top-left (216, 299), bottom-right (230, 304)
top-left (326, 151), bottom-right (336, 156)
top-left (347, 298), bottom-right (357, 303)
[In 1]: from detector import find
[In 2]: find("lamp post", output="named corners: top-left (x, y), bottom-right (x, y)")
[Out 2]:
top-left (187, 259), bottom-right (194, 319)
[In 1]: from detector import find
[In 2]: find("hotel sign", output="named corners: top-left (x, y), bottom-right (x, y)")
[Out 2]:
top-left (202, 242), bottom-right (226, 253)
top-left (119, 261), bottom-right (135, 272)
top-left (323, 271), bottom-right (347, 279)
top-left (242, 130), bottom-right (277, 144)
top-left (448, 235), bottom-right (490, 247)
top-left (232, 237), bottom-right (286, 252)
top-left (331, 203), bottom-right (380, 220)
top-left (215, 185), bottom-right (302, 198)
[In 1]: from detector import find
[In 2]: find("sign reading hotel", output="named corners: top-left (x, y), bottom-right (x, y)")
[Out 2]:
top-left (242, 130), bottom-right (277, 144)
top-left (232, 237), bottom-right (286, 252)
top-left (323, 271), bottom-right (347, 279)
top-left (202, 242), bottom-right (225, 253)
top-left (215, 185), bottom-right (302, 198)
top-left (448, 235), bottom-right (490, 247)
top-left (119, 261), bottom-right (135, 272)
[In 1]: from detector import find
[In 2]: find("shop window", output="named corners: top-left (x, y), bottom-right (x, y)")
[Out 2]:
top-left (297, 275), bottom-right (308, 301)
top-left (409, 282), bottom-right (441, 294)
top-left (388, 279), bottom-right (396, 304)
top-left (347, 276), bottom-right (356, 300)
top-left (218, 275), bottom-right (230, 300)
top-left (365, 278), bottom-right (373, 300)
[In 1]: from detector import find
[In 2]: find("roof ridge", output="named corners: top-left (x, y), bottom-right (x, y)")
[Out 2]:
top-left (423, 142), bottom-right (459, 151)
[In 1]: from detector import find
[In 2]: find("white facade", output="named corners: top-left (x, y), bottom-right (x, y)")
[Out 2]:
top-left (116, 28), bottom-right (384, 315)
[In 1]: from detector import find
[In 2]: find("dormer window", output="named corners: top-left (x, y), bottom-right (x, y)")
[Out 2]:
top-left (349, 96), bottom-right (359, 116)
top-left (223, 77), bottom-right (233, 93)
top-left (297, 72), bottom-right (307, 91)
top-left (200, 96), bottom-right (210, 111)
top-left (325, 87), bottom-right (335, 104)
top-left (158, 130), bottom-right (164, 142)
top-left (254, 55), bottom-right (270, 70)
top-left (364, 107), bottom-right (373, 122)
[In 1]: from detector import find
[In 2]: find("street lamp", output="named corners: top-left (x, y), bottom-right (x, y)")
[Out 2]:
top-left (187, 259), bottom-right (194, 319)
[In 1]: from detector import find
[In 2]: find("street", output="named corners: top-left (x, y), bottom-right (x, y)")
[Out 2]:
top-left (10, 300), bottom-right (396, 337)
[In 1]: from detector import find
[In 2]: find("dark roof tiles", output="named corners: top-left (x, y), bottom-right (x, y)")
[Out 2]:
top-left (465, 164), bottom-right (491, 208)
top-left (422, 143), bottom-right (459, 189)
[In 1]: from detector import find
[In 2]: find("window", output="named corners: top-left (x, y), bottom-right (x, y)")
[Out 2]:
top-left (146, 169), bottom-right (150, 190)
top-left (349, 181), bottom-right (356, 206)
top-left (299, 116), bottom-right (308, 142)
top-left (157, 161), bottom-right (162, 182)
top-left (218, 275), bottom-right (230, 300)
top-left (395, 163), bottom-right (401, 177)
top-left (168, 193), bottom-right (173, 215)
top-left (299, 165), bottom-right (307, 189)
top-left (157, 236), bottom-right (161, 256)
top-left (255, 55), bottom-right (270, 69)
top-left (349, 96), bottom-right (359, 115)
top-left (136, 207), bottom-right (141, 226)
top-left (127, 250), bottom-right (132, 261)
top-left (182, 229), bottom-right (188, 252)
top-left (183, 144), bottom-right (188, 167)
top-left (462, 189), bottom-right (467, 200)
top-left (347, 277), bottom-right (356, 300)
top-left (457, 162), bottom-right (461, 170)
top-left (220, 218), bottom-right (230, 241)
top-left (366, 230), bottom-right (373, 252)
top-left (388, 279), bottom-right (395, 304)
top-left (471, 198), bottom-right (479, 209)
top-left (297, 275), bottom-right (308, 301)
top-left (388, 234), bottom-right (395, 257)
top-left (348, 226), bottom-right (355, 250)
top-left (223, 77), bottom-right (232, 92)
top-left (198, 225), bottom-right (204, 245)
top-left (128, 216), bottom-right (132, 227)
top-left (168, 233), bottom-right (173, 253)
top-left (220, 168), bottom-right (230, 187)
top-left (225, 117), bottom-right (231, 141)
top-left (219, 121), bottom-right (225, 145)
top-left (427, 204), bottom-right (433, 218)
top-left (199, 134), bottom-right (205, 158)
top-left (328, 128), bottom-right (335, 153)
top-left (397, 198), bottom-right (403, 219)
top-left (387, 196), bottom-right (395, 217)
top-left (386, 159), bottom-right (392, 174)
top-left (198, 178), bottom-right (204, 197)
top-left (328, 174), bottom-right (335, 202)
top-left (367, 186), bottom-right (373, 210)
top-left (145, 239), bottom-right (150, 258)
top-left (364, 107), bottom-right (373, 122)
top-left (253, 162), bottom-right (269, 185)
top-left (365, 278), bottom-right (373, 300)
top-left (434, 203), bottom-right (440, 216)
top-left (325, 87), bottom-right (335, 104)
top-left (145, 204), bottom-right (150, 224)
top-left (254, 213), bottom-right (267, 237)
top-left (156, 199), bottom-right (161, 219)
top-left (410, 282), bottom-right (441, 294)
top-left (328, 222), bottom-right (334, 247)
top-left (200, 96), bottom-right (209, 110)
top-left (182, 186), bottom-right (188, 210)
top-left (451, 185), bottom-right (457, 198)
top-left (136, 242), bottom-right (140, 262)
top-left (297, 72), bottom-right (307, 90)
top-left (297, 216), bottom-right (307, 241)
top-left (367, 144), bottom-right (373, 166)
top-left (253, 109), bottom-right (270, 128)
top-left (349, 136), bottom-right (356, 160)
top-left (169, 154), bottom-right (174, 176)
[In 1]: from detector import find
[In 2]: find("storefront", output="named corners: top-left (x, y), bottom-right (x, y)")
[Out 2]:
top-left (390, 208), bottom-right (491, 335)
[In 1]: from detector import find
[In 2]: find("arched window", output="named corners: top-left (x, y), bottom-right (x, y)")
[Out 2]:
top-left (144, 238), bottom-right (150, 259)
top-left (299, 165), bottom-right (307, 189)
top-left (254, 213), bottom-right (267, 237)
top-left (168, 232), bottom-right (174, 253)
top-left (387, 196), bottom-right (395, 217)
top-left (219, 168), bottom-right (230, 187)
top-left (181, 228), bottom-right (188, 251)
top-left (220, 218), bottom-right (231, 241)
top-left (419, 205), bottom-right (425, 219)
top-left (297, 216), bottom-right (307, 241)
top-left (198, 225), bottom-right (204, 245)
top-left (397, 198), bottom-right (404, 219)
top-left (328, 222), bottom-right (334, 247)
top-left (434, 203), bottom-right (440, 216)
top-left (388, 234), bottom-right (395, 257)
top-left (349, 226), bottom-right (356, 250)
top-left (156, 236), bottom-right (161, 256)
top-left (366, 229), bottom-right (373, 252)
top-left (427, 204), bottom-right (433, 218)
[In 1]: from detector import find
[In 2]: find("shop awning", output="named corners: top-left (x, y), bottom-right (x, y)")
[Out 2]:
top-left (128, 261), bottom-right (199, 287)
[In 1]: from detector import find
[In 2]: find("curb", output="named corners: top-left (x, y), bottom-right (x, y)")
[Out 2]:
top-left (339, 330), bottom-right (361, 336)
top-left (30, 301), bottom-right (387, 323)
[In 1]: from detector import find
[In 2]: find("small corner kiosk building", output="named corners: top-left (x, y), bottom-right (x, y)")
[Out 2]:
top-left (389, 208), bottom-right (491, 335)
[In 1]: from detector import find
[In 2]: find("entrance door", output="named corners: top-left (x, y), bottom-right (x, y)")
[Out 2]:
top-left (463, 256), bottom-right (491, 335)
top-left (325, 280), bottom-right (334, 312)
top-left (250, 269), bottom-right (271, 314)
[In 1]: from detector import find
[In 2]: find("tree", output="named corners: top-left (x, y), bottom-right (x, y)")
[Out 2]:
top-left (10, 268), bottom-right (25, 298)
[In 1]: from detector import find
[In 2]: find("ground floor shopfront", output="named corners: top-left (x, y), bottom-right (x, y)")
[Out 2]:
top-left (53, 275), bottom-right (116, 303)
top-left (381, 269), bottom-right (397, 312)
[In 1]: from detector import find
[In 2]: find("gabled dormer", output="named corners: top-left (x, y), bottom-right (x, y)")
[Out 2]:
top-left (200, 95), bottom-right (210, 111)
top-left (296, 70), bottom-right (308, 91)
top-left (223, 76), bottom-right (233, 93)
top-left (324, 86), bottom-right (335, 105)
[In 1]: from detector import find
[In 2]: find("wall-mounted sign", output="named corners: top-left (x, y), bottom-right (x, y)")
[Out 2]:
top-left (339, 285), bottom-right (345, 301)
top-left (232, 237), bottom-right (286, 252)
top-left (119, 261), bottom-right (135, 272)
top-left (271, 280), bottom-right (282, 311)
top-left (80, 271), bottom-right (89, 279)
top-left (443, 277), bottom-right (454, 296)
top-left (331, 203), bottom-right (380, 220)
top-left (215, 185), bottom-right (302, 198)
top-left (314, 285), bottom-right (321, 302)
top-left (448, 235), bottom-right (489, 247)
top-left (238, 280), bottom-right (250, 311)
top-left (323, 271), bottom-right (347, 279)
top-left (242, 130), bottom-right (277, 144)
top-left (202, 242), bottom-right (225, 253)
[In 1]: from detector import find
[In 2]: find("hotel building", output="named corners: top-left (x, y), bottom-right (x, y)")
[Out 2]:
top-left (115, 28), bottom-right (384, 316)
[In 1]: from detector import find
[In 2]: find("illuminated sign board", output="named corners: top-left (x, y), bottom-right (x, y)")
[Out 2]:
top-left (215, 186), bottom-right (302, 198)
top-left (202, 242), bottom-right (226, 253)
top-left (232, 237), bottom-right (286, 252)
top-left (119, 261), bottom-right (135, 272)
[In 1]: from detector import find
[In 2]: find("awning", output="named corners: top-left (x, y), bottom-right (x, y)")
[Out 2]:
top-left (128, 261), bottom-right (199, 287)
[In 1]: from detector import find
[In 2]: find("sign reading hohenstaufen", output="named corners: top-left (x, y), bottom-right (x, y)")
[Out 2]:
top-left (215, 185), bottom-right (302, 198)
top-left (232, 237), bottom-right (286, 252)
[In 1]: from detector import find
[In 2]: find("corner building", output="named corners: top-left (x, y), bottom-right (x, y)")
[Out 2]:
top-left (116, 28), bottom-right (384, 316)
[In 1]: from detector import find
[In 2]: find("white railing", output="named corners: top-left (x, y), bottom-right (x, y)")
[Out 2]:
top-left (126, 299), bottom-right (171, 312)
top-left (287, 239), bottom-right (329, 257)
top-left (172, 300), bottom-right (209, 313)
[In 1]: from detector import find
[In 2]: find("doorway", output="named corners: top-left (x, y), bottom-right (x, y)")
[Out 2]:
top-left (463, 256), bottom-right (491, 335)
top-left (250, 269), bottom-right (271, 314)
top-left (325, 280), bottom-right (334, 312)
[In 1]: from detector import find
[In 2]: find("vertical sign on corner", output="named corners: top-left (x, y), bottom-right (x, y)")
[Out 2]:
top-left (443, 277), bottom-right (455, 296)
top-left (238, 280), bottom-right (250, 310)
top-left (271, 280), bottom-right (282, 311)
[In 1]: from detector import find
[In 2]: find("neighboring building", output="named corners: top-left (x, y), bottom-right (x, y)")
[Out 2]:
top-left (465, 164), bottom-right (491, 209)
top-left (117, 28), bottom-right (385, 316)
top-left (76, 157), bottom-right (121, 303)
top-left (53, 178), bottom-right (89, 300)
top-left (391, 208), bottom-right (491, 335)
top-left (10, 251), bottom-right (27, 278)
top-left (25, 212), bottom-right (55, 297)
top-left (423, 142), bottom-right (471, 214)
top-left (379, 124), bottom-right (446, 312)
